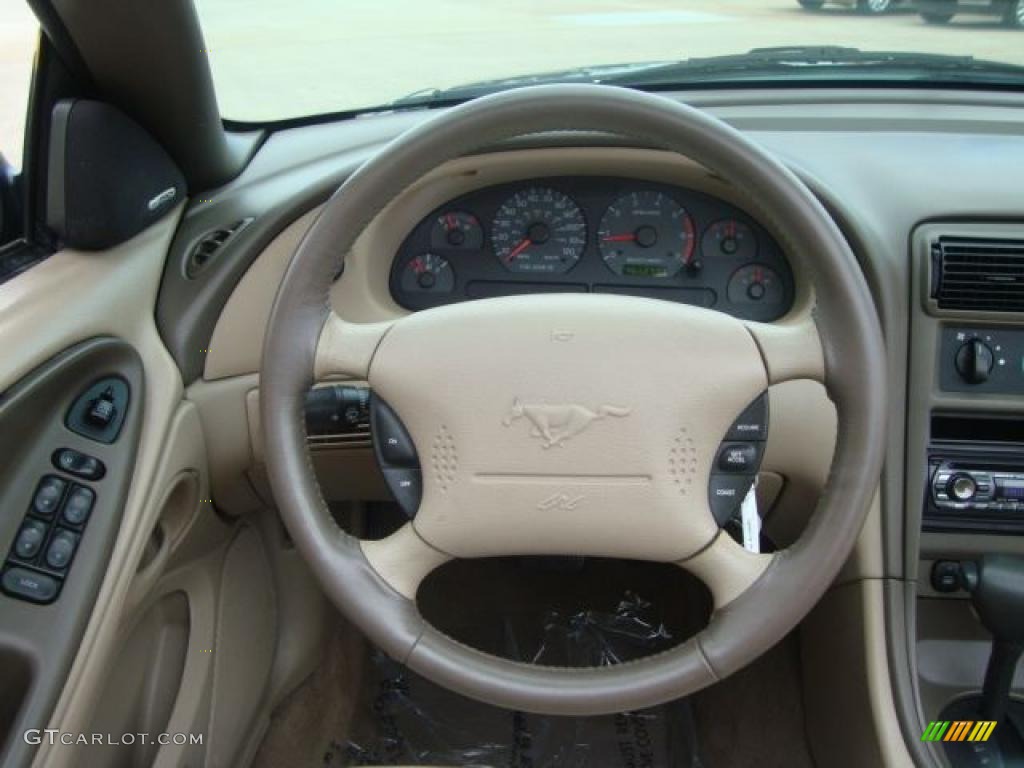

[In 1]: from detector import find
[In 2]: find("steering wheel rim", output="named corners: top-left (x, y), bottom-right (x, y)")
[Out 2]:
top-left (260, 84), bottom-right (886, 716)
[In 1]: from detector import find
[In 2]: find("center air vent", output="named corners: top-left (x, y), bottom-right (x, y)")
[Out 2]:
top-left (185, 217), bottom-right (253, 278)
top-left (932, 236), bottom-right (1024, 313)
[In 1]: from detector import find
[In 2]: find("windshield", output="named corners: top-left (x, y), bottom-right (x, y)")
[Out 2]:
top-left (195, 0), bottom-right (1024, 122)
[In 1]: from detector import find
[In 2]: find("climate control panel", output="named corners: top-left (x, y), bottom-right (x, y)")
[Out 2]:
top-left (940, 327), bottom-right (1024, 394)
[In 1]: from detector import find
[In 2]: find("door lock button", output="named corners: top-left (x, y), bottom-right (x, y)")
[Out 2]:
top-left (2, 567), bottom-right (60, 604)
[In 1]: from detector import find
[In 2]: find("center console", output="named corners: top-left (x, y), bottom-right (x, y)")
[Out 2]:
top-left (906, 223), bottom-right (1024, 766)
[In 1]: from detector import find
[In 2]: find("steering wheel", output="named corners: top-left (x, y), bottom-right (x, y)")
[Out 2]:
top-left (260, 84), bottom-right (885, 716)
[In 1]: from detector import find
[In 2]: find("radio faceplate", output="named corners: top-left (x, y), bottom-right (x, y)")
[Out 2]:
top-left (926, 448), bottom-right (1024, 535)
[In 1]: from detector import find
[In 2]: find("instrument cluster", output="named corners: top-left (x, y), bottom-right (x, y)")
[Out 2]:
top-left (390, 177), bottom-right (794, 322)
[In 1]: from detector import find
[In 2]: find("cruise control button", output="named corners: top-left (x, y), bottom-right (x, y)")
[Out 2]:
top-left (14, 520), bottom-right (49, 560)
top-left (2, 567), bottom-right (60, 604)
top-left (63, 486), bottom-right (95, 526)
top-left (709, 474), bottom-right (756, 526)
top-left (372, 398), bottom-right (418, 467)
top-left (725, 394), bottom-right (768, 441)
top-left (32, 476), bottom-right (68, 518)
top-left (45, 530), bottom-right (79, 571)
top-left (52, 448), bottom-right (106, 480)
top-left (717, 443), bottom-right (761, 473)
top-left (382, 468), bottom-right (422, 519)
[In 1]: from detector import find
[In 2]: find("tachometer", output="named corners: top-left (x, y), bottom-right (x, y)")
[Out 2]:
top-left (492, 187), bottom-right (586, 274)
top-left (598, 191), bottom-right (696, 278)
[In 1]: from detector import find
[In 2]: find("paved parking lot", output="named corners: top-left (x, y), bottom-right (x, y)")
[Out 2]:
top-left (2, 1), bottom-right (1023, 161)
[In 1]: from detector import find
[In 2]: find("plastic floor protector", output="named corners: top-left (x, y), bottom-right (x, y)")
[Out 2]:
top-left (335, 592), bottom-right (704, 767)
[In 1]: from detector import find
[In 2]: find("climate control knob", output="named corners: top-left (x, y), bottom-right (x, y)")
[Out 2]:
top-left (954, 339), bottom-right (994, 385)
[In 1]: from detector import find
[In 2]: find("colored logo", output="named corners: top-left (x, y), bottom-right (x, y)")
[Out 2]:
top-left (502, 398), bottom-right (631, 449)
top-left (921, 720), bottom-right (996, 743)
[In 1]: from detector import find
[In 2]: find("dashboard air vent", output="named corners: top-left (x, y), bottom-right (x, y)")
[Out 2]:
top-left (185, 217), bottom-right (253, 278)
top-left (932, 236), bottom-right (1024, 312)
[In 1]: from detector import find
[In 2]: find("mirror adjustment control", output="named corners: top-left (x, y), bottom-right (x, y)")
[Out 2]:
top-left (13, 520), bottom-right (48, 561)
top-left (62, 486), bottom-right (95, 526)
top-left (2, 567), bottom-right (60, 604)
top-left (32, 476), bottom-right (68, 518)
top-left (86, 388), bottom-right (117, 427)
top-left (52, 448), bottom-right (106, 480)
top-left (45, 530), bottom-right (79, 571)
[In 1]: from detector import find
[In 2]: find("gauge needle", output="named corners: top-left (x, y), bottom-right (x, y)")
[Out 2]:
top-left (506, 238), bottom-right (532, 262)
top-left (602, 233), bottom-right (637, 242)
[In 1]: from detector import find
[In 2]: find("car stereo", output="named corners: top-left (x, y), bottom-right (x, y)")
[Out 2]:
top-left (925, 414), bottom-right (1024, 535)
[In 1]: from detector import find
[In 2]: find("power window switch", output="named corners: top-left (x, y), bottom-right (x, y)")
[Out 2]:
top-left (62, 486), bottom-right (95, 526)
top-left (13, 520), bottom-right (49, 561)
top-left (45, 530), bottom-right (79, 571)
top-left (32, 476), bottom-right (68, 518)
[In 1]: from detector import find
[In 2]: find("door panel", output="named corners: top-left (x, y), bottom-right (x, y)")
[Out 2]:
top-left (0, 209), bottom-right (275, 768)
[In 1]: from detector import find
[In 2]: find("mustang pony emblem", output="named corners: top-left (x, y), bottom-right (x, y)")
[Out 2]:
top-left (502, 398), bottom-right (632, 448)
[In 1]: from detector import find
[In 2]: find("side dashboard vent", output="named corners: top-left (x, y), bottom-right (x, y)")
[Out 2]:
top-left (932, 236), bottom-right (1024, 312)
top-left (185, 217), bottom-right (253, 278)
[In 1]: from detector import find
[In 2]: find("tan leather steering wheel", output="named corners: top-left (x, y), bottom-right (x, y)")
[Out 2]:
top-left (260, 84), bottom-right (886, 716)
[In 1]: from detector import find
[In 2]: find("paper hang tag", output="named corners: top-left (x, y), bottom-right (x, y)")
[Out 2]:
top-left (740, 478), bottom-right (761, 554)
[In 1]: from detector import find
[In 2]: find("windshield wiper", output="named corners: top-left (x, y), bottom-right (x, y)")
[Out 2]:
top-left (384, 46), bottom-right (1024, 111)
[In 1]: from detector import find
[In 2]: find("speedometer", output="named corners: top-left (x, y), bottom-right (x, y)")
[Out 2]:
top-left (598, 191), bottom-right (696, 278)
top-left (492, 187), bottom-right (586, 274)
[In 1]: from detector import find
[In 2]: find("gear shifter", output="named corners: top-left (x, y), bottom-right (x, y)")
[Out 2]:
top-left (961, 556), bottom-right (1024, 724)
top-left (934, 555), bottom-right (1024, 766)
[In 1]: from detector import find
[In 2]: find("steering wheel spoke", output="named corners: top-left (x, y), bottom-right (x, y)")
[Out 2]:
top-left (744, 317), bottom-right (825, 385)
top-left (678, 534), bottom-right (775, 611)
top-left (362, 523), bottom-right (451, 600)
top-left (315, 311), bottom-right (394, 380)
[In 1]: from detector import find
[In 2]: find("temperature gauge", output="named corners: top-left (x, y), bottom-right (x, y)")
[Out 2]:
top-left (430, 211), bottom-right (484, 250)
top-left (400, 253), bottom-right (455, 294)
top-left (702, 219), bottom-right (757, 261)
top-left (727, 264), bottom-right (783, 306)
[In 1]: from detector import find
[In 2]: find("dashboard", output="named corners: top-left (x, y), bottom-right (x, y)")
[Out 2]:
top-left (389, 176), bottom-right (795, 322)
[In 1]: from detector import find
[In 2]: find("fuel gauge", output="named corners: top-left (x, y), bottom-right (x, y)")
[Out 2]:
top-left (400, 253), bottom-right (455, 294)
top-left (431, 211), bottom-right (484, 250)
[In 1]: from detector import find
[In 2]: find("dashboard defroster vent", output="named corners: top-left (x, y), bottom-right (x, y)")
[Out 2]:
top-left (932, 236), bottom-right (1024, 312)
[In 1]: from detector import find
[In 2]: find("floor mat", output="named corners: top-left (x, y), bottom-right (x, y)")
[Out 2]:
top-left (336, 592), bottom-right (704, 768)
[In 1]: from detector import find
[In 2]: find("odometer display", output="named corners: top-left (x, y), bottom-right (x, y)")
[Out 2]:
top-left (492, 187), bottom-right (586, 274)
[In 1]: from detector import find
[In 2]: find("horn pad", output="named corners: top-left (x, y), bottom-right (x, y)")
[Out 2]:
top-left (368, 294), bottom-right (767, 561)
